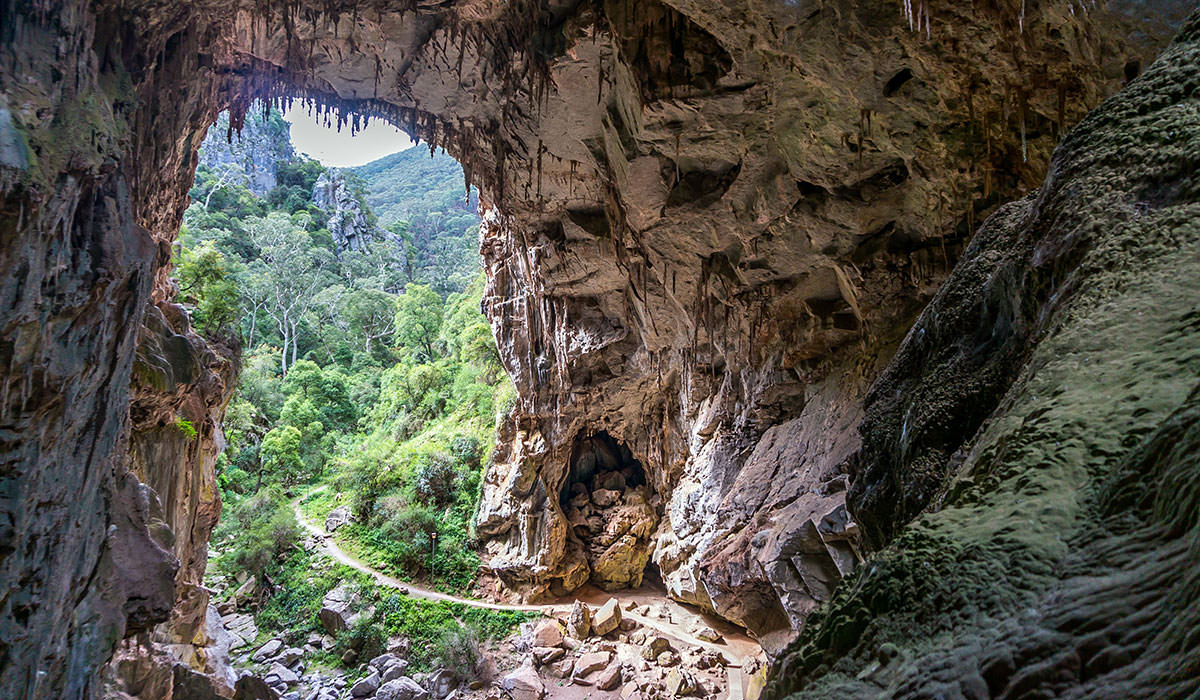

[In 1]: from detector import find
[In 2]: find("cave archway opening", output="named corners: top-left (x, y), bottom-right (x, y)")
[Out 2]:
top-left (560, 431), bottom-right (661, 591)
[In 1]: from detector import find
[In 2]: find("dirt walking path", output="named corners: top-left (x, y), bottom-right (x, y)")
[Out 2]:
top-left (292, 494), bottom-right (763, 696)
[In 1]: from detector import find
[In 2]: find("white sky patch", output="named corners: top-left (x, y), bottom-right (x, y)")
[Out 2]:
top-left (283, 105), bottom-right (416, 167)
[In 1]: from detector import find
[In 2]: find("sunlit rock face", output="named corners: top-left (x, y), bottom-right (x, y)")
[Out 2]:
top-left (0, 0), bottom-right (1190, 697)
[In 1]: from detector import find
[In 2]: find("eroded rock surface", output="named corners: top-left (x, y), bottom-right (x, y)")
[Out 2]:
top-left (770, 14), bottom-right (1200, 698)
top-left (0, 0), bottom-right (1191, 698)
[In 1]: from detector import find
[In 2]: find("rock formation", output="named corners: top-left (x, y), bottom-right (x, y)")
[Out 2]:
top-left (312, 170), bottom-right (377, 254)
top-left (0, 0), bottom-right (1193, 698)
top-left (768, 15), bottom-right (1200, 697)
top-left (198, 111), bottom-right (295, 197)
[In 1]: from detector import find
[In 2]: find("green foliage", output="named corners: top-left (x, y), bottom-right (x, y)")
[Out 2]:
top-left (191, 109), bottom-right (513, 610)
top-left (430, 626), bottom-right (482, 681)
top-left (260, 425), bottom-right (306, 486)
top-left (174, 417), bottom-right (198, 440)
top-left (212, 488), bottom-right (300, 579)
top-left (394, 284), bottom-right (444, 361)
top-left (352, 149), bottom-right (480, 296)
top-left (174, 239), bottom-right (241, 338)
top-left (334, 615), bottom-right (388, 663)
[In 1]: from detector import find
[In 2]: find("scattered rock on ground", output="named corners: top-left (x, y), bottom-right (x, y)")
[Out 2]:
top-left (325, 506), bottom-right (352, 533)
top-left (501, 664), bottom-right (545, 700)
top-left (596, 664), bottom-right (623, 691)
top-left (642, 637), bottom-right (672, 661)
top-left (351, 671), bottom-right (381, 697)
top-left (566, 601), bottom-right (591, 639)
top-left (531, 619), bottom-right (564, 648)
top-left (664, 669), bottom-right (699, 697)
top-left (575, 651), bottom-right (611, 677)
top-left (318, 585), bottom-right (356, 635)
top-left (253, 639), bottom-right (283, 662)
top-left (593, 598), bottom-right (622, 636)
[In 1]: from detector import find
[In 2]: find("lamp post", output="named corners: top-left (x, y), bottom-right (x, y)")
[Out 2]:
top-left (429, 530), bottom-right (438, 578)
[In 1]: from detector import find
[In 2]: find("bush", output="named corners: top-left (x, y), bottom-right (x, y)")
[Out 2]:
top-left (214, 489), bottom-right (300, 579)
top-left (431, 626), bottom-right (482, 680)
top-left (412, 452), bottom-right (458, 508)
top-left (256, 550), bottom-right (347, 642)
top-left (334, 615), bottom-right (387, 663)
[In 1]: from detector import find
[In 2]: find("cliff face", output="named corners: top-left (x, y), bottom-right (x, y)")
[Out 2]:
top-left (772, 17), bottom-right (1200, 696)
top-left (0, 0), bottom-right (1192, 698)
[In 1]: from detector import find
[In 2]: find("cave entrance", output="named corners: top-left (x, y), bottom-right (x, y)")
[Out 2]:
top-left (560, 431), bottom-right (661, 591)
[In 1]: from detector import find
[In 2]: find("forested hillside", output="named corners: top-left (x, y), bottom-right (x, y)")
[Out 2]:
top-left (352, 149), bottom-right (481, 295)
top-left (174, 110), bottom-right (519, 675)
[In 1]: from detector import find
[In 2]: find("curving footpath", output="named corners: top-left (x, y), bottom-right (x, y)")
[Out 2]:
top-left (291, 493), bottom-right (762, 696)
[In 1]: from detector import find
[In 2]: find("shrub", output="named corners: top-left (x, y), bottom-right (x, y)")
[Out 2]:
top-left (214, 489), bottom-right (300, 579)
top-left (412, 452), bottom-right (458, 508)
top-left (431, 626), bottom-right (482, 680)
top-left (334, 615), bottom-right (387, 663)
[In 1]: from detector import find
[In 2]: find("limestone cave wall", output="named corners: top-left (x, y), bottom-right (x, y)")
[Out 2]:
top-left (0, 0), bottom-right (1192, 698)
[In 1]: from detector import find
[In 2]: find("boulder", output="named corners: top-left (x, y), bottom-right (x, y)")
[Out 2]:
top-left (266, 662), bottom-right (298, 685)
top-left (530, 618), bottom-right (564, 648)
top-left (325, 506), bottom-right (353, 533)
top-left (657, 652), bottom-right (679, 667)
top-left (694, 627), bottom-right (722, 643)
top-left (596, 665), bottom-right (623, 691)
top-left (501, 664), bottom-right (545, 700)
top-left (278, 648), bottom-right (304, 667)
top-left (252, 639), bottom-right (283, 662)
top-left (532, 647), bottom-right (564, 665)
top-left (574, 651), bottom-right (610, 677)
top-left (592, 489), bottom-right (621, 508)
top-left (319, 585), bottom-right (356, 635)
top-left (592, 599), bottom-right (621, 636)
top-left (223, 613), bottom-right (258, 645)
top-left (233, 675), bottom-right (280, 700)
top-left (566, 601), bottom-right (591, 639)
top-left (664, 669), bottom-right (698, 697)
top-left (642, 637), bottom-right (673, 661)
top-left (382, 663), bottom-right (409, 683)
top-left (234, 576), bottom-right (258, 605)
top-left (427, 669), bottom-right (457, 699)
top-left (377, 677), bottom-right (432, 700)
top-left (370, 653), bottom-right (399, 670)
top-left (550, 658), bottom-right (574, 678)
top-left (351, 671), bottom-right (381, 697)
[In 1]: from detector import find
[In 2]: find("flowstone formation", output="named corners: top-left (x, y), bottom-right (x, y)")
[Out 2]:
top-left (0, 0), bottom-right (1190, 698)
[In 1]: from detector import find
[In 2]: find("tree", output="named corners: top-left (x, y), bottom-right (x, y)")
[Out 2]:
top-left (196, 161), bottom-right (248, 210)
top-left (394, 283), bottom-right (443, 361)
top-left (175, 240), bottom-right (240, 337)
top-left (247, 212), bottom-right (328, 374)
top-left (260, 425), bottom-right (305, 487)
top-left (344, 288), bottom-right (397, 355)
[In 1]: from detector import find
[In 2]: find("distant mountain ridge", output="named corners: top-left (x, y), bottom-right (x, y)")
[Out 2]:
top-left (353, 147), bottom-right (482, 295)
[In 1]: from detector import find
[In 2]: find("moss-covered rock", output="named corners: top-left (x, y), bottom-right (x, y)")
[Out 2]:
top-left (772, 10), bottom-right (1200, 699)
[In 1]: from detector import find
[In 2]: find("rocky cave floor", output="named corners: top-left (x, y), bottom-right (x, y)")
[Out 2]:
top-left (201, 522), bottom-right (763, 700)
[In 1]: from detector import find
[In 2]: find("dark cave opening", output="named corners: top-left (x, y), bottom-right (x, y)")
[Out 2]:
top-left (559, 431), bottom-right (646, 507)
top-left (560, 431), bottom-right (661, 590)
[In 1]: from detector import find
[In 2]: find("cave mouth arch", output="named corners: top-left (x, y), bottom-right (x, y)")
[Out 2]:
top-left (560, 431), bottom-right (661, 591)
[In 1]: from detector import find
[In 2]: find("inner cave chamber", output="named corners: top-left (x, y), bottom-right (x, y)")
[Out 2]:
top-left (559, 431), bottom-right (662, 591)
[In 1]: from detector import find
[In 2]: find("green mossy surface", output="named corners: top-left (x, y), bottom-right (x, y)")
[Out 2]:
top-left (773, 12), bottom-right (1200, 699)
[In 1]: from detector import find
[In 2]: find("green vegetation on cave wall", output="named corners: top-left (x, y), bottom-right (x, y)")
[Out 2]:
top-left (174, 108), bottom-right (519, 666)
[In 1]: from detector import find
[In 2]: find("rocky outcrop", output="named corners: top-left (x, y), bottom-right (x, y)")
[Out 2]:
top-left (198, 111), bottom-right (295, 197)
top-left (312, 170), bottom-right (377, 254)
top-left (118, 300), bottom-right (238, 694)
top-left (0, 0), bottom-right (1191, 698)
top-left (769, 13), bottom-right (1200, 698)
